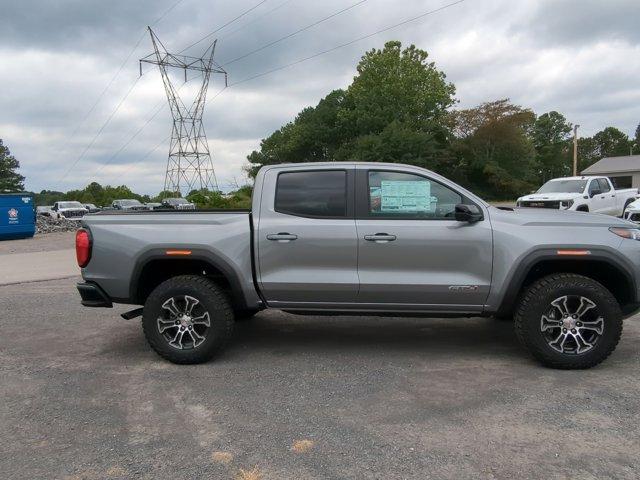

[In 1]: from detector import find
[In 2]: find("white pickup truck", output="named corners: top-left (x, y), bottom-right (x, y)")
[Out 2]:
top-left (517, 176), bottom-right (638, 216)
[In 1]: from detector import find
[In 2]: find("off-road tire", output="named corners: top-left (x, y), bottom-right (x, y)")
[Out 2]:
top-left (514, 273), bottom-right (622, 369)
top-left (142, 275), bottom-right (234, 364)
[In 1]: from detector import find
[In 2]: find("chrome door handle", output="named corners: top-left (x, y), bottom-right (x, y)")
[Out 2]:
top-left (364, 233), bottom-right (396, 243)
top-left (266, 232), bottom-right (298, 242)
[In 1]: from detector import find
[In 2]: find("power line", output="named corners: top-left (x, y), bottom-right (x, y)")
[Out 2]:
top-left (218, 0), bottom-right (298, 42)
top-left (151, 0), bottom-right (187, 25)
top-left (90, 0), bottom-right (466, 188)
top-left (56, 75), bottom-right (142, 187)
top-left (222, 0), bottom-right (368, 67)
top-left (60, 31), bottom-right (146, 153)
top-left (91, 78), bottom-right (201, 185)
top-left (227, 0), bottom-right (466, 88)
top-left (54, 0), bottom-right (187, 187)
top-left (87, 100), bottom-right (167, 184)
top-left (102, 134), bottom-right (171, 186)
top-left (177, 0), bottom-right (269, 54)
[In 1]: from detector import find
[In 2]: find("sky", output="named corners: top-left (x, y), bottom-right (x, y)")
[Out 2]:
top-left (1, 0), bottom-right (639, 195)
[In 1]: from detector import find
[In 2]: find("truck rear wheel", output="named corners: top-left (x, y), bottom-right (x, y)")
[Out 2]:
top-left (514, 273), bottom-right (622, 369)
top-left (142, 275), bottom-right (234, 364)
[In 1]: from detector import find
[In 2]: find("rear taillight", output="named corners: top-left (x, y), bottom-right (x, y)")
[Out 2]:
top-left (76, 229), bottom-right (92, 268)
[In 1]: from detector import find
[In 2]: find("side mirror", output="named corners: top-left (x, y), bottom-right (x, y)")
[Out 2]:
top-left (590, 189), bottom-right (601, 198)
top-left (454, 204), bottom-right (483, 223)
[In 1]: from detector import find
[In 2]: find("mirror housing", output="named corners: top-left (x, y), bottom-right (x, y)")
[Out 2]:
top-left (455, 204), bottom-right (483, 223)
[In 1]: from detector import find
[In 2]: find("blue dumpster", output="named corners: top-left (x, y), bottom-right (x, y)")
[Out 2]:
top-left (0, 193), bottom-right (36, 240)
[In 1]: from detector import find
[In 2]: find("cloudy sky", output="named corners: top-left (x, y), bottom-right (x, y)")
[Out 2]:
top-left (1, 0), bottom-right (639, 195)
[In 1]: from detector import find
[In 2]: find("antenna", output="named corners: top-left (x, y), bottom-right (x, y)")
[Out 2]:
top-left (140, 27), bottom-right (227, 195)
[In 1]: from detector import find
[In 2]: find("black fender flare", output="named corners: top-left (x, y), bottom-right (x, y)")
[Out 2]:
top-left (494, 246), bottom-right (637, 316)
top-left (128, 247), bottom-right (250, 309)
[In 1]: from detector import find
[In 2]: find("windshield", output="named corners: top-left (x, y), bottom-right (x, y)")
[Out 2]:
top-left (58, 201), bottom-right (84, 209)
top-left (119, 200), bottom-right (141, 206)
top-left (537, 179), bottom-right (588, 194)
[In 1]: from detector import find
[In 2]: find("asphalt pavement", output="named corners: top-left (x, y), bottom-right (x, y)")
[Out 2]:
top-left (1, 234), bottom-right (639, 479)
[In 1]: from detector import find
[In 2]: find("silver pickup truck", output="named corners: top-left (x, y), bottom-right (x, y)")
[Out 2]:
top-left (76, 162), bottom-right (640, 369)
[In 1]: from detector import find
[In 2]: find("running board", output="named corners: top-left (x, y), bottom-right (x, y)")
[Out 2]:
top-left (121, 307), bottom-right (144, 320)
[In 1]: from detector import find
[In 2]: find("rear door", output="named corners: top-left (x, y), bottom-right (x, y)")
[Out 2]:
top-left (256, 166), bottom-right (358, 308)
top-left (355, 167), bottom-right (493, 312)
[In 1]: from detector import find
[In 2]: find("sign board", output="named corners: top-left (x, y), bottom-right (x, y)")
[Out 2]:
top-left (380, 180), bottom-right (432, 213)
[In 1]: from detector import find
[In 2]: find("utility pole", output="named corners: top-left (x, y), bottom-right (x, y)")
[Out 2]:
top-left (140, 27), bottom-right (227, 195)
top-left (573, 124), bottom-right (580, 176)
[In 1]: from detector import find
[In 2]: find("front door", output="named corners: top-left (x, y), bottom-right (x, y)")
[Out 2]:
top-left (256, 167), bottom-right (358, 308)
top-left (596, 178), bottom-right (616, 215)
top-left (355, 168), bottom-right (493, 312)
top-left (587, 179), bottom-right (608, 213)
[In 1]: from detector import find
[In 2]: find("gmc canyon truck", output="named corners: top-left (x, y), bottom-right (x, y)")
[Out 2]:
top-left (76, 162), bottom-right (640, 369)
top-left (517, 176), bottom-right (638, 215)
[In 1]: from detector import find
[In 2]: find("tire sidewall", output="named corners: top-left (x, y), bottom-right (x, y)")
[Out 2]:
top-left (517, 277), bottom-right (622, 367)
top-left (142, 278), bottom-right (232, 363)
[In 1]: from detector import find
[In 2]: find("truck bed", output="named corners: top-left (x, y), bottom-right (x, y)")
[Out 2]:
top-left (81, 210), bottom-right (259, 307)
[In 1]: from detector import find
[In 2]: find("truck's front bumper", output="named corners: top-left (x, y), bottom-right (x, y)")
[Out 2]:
top-left (77, 282), bottom-right (113, 308)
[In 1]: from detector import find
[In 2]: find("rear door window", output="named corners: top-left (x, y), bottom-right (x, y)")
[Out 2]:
top-left (275, 170), bottom-right (347, 218)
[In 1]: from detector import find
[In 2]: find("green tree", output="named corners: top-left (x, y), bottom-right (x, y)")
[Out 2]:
top-left (576, 136), bottom-right (600, 172)
top-left (246, 41), bottom-right (456, 175)
top-left (593, 127), bottom-right (632, 158)
top-left (532, 111), bottom-right (572, 181)
top-left (0, 139), bottom-right (25, 192)
top-left (576, 127), bottom-right (633, 172)
top-left (451, 99), bottom-right (537, 199)
top-left (153, 190), bottom-right (182, 202)
top-left (633, 122), bottom-right (640, 153)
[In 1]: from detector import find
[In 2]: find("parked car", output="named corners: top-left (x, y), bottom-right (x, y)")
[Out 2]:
top-left (111, 199), bottom-right (150, 211)
top-left (52, 201), bottom-right (88, 219)
top-left (517, 176), bottom-right (638, 215)
top-left (77, 162), bottom-right (640, 369)
top-left (145, 202), bottom-right (162, 210)
top-left (623, 197), bottom-right (640, 222)
top-left (161, 198), bottom-right (196, 210)
top-left (36, 205), bottom-right (54, 217)
top-left (83, 203), bottom-right (101, 213)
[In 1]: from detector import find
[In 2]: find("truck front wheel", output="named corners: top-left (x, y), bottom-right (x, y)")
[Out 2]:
top-left (514, 273), bottom-right (622, 369)
top-left (142, 275), bottom-right (234, 364)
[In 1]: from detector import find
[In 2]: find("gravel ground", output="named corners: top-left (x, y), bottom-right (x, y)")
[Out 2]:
top-left (1, 276), bottom-right (639, 479)
top-left (0, 230), bottom-right (75, 255)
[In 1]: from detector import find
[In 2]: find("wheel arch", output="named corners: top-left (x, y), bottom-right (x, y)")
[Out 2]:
top-left (130, 248), bottom-right (250, 311)
top-left (495, 248), bottom-right (637, 317)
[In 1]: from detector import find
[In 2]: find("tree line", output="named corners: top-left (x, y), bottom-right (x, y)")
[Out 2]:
top-left (32, 183), bottom-right (253, 209)
top-left (247, 41), bottom-right (640, 200)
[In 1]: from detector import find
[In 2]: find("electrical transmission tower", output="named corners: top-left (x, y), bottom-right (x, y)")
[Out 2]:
top-left (140, 27), bottom-right (227, 195)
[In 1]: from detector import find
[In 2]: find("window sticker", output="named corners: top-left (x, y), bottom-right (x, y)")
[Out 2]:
top-left (379, 180), bottom-right (432, 213)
